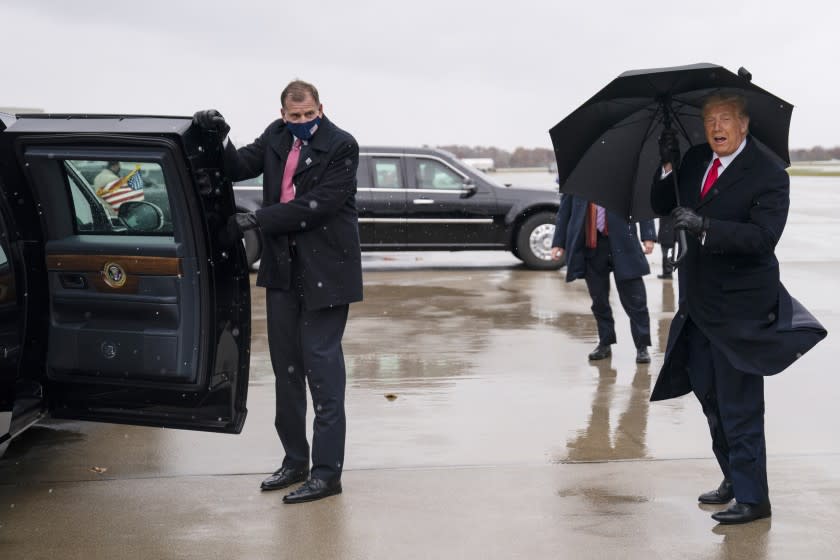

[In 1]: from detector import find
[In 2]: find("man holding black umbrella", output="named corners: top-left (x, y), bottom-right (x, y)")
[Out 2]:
top-left (651, 92), bottom-right (827, 524)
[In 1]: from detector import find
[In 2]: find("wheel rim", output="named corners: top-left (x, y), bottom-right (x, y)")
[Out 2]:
top-left (529, 223), bottom-right (556, 261)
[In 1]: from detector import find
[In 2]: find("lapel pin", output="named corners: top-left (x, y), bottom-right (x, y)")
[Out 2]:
top-left (305, 157), bottom-right (312, 166)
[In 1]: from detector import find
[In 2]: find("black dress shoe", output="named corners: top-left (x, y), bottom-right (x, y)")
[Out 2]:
top-left (283, 477), bottom-right (342, 504)
top-left (635, 347), bottom-right (651, 363)
top-left (698, 479), bottom-right (734, 504)
top-left (588, 344), bottom-right (611, 360)
top-left (711, 501), bottom-right (771, 524)
top-left (260, 465), bottom-right (308, 491)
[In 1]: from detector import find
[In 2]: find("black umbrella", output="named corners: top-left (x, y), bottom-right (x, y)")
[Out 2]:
top-left (549, 62), bottom-right (793, 224)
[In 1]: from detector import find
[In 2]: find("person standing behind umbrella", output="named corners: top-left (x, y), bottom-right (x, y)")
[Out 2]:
top-left (656, 215), bottom-right (675, 279)
top-left (651, 92), bottom-right (826, 524)
top-left (550, 195), bottom-right (657, 363)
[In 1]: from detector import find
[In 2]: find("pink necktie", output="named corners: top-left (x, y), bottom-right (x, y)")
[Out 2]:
top-left (280, 138), bottom-right (302, 203)
top-left (596, 205), bottom-right (606, 233)
top-left (700, 158), bottom-right (721, 199)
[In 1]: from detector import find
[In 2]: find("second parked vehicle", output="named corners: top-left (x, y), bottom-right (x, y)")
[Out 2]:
top-left (234, 146), bottom-right (563, 270)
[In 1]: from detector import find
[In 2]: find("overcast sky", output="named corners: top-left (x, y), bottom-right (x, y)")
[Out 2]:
top-left (2, 0), bottom-right (837, 151)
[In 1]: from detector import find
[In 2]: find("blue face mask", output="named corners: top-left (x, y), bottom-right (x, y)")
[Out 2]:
top-left (286, 116), bottom-right (321, 141)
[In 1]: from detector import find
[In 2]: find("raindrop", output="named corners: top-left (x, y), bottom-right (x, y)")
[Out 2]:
top-left (309, 200), bottom-right (318, 209)
top-left (317, 281), bottom-right (323, 288)
top-left (316, 404), bottom-right (323, 412)
top-left (232, 327), bottom-right (240, 337)
top-left (768, 312), bottom-right (775, 321)
top-left (217, 417), bottom-right (223, 422)
top-left (288, 365), bottom-right (295, 373)
top-left (300, 221), bottom-right (307, 228)
top-left (48, 489), bottom-right (53, 494)
top-left (796, 352), bottom-right (802, 359)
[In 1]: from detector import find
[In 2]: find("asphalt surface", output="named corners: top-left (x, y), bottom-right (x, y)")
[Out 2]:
top-left (0, 176), bottom-right (837, 559)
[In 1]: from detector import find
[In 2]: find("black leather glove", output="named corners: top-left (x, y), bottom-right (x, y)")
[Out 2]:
top-left (658, 128), bottom-right (680, 166)
top-left (193, 109), bottom-right (230, 138)
top-left (227, 212), bottom-right (258, 239)
top-left (671, 206), bottom-right (708, 237)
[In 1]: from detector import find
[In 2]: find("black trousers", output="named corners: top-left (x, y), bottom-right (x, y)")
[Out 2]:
top-left (265, 282), bottom-right (349, 482)
top-left (659, 244), bottom-right (674, 276)
top-left (583, 234), bottom-right (651, 348)
top-left (683, 319), bottom-right (768, 505)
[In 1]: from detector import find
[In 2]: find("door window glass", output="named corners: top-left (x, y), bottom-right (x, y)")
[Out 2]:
top-left (415, 159), bottom-right (463, 190)
top-left (64, 160), bottom-right (173, 234)
top-left (372, 158), bottom-right (402, 189)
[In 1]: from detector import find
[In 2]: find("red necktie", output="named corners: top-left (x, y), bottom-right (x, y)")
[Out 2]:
top-left (700, 158), bottom-right (721, 199)
top-left (280, 138), bottom-right (302, 203)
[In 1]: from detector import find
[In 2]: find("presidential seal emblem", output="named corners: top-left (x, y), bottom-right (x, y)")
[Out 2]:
top-left (102, 262), bottom-right (127, 288)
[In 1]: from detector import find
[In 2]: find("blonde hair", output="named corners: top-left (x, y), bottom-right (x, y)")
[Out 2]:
top-left (702, 92), bottom-right (748, 119)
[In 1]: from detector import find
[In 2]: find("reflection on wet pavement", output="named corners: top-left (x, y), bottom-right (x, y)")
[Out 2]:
top-left (564, 358), bottom-right (650, 462)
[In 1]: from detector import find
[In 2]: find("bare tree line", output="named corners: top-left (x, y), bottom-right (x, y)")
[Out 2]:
top-left (437, 144), bottom-right (840, 167)
top-left (436, 145), bottom-right (555, 168)
top-left (790, 146), bottom-right (840, 161)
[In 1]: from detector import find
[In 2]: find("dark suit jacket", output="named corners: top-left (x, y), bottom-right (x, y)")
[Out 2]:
top-left (223, 116), bottom-right (363, 310)
top-left (649, 137), bottom-right (826, 401)
top-left (551, 194), bottom-right (657, 282)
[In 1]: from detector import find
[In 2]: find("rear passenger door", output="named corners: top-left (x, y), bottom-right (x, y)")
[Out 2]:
top-left (355, 152), bottom-right (408, 248)
top-left (0, 115), bottom-right (251, 434)
top-left (405, 155), bottom-right (500, 247)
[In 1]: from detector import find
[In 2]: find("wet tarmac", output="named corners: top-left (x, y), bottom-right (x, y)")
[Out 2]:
top-left (0, 176), bottom-right (838, 559)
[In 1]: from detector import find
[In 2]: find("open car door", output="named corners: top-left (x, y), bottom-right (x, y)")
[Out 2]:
top-left (0, 114), bottom-right (250, 433)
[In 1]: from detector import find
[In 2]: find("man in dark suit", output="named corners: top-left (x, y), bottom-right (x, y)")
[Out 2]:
top-left (652, 93), bottom-right (827, 524)
top-left (550, 196), bottom-right (657, 363)
top-left (194, 80), bottom-right (362, 504)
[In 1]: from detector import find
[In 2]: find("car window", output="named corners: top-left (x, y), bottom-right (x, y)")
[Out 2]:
top-left (415, 159), bottom-right (463, 190)
top-left (64, 160), bottom-right (174, 234)
top-left (373, 158), bottom-right (402, 189)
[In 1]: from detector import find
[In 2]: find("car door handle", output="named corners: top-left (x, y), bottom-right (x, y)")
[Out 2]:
top-left (59, 273), bottom-right (88, 290)
top-left (412, 199), bottom-right (435, 205)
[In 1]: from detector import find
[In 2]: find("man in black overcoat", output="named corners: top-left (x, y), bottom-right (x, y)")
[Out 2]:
top-left (652, 92), bottom-right (827, 524)
top-left (194, 80), bottom-right (362, 504)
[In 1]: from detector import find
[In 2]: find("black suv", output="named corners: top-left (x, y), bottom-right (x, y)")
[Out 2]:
top-left (233, 146), bottom-right (563, 269)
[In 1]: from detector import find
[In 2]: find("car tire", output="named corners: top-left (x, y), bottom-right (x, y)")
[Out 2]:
top-left (242, 227), bottom-right (261, 270)
top-left (514, 211), bottom-right (564, 270)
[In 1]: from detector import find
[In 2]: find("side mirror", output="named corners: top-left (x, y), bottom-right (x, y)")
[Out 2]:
top-left (118, 201), bottom-right (164, 232)
top-left (460, 178), bottom-right (478, 199)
